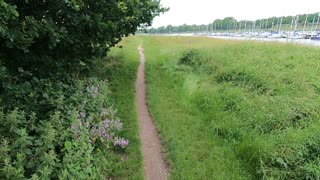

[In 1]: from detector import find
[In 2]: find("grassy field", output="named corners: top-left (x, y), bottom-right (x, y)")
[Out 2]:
top-left (137, 36), bottom-right (320, 179)
top-left (96, 37), bottom-right (144, 179)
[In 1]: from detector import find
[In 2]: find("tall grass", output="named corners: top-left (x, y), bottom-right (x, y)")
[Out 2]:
top-left (93, 36), bottom-right (144, 179)
top-left (140, 36), bottom-right (320, 179)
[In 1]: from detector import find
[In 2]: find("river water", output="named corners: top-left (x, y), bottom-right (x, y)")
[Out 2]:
top-left (210, 36), bottom-right (320, 47)
top-left (155, 33), bottom-right (320, 47)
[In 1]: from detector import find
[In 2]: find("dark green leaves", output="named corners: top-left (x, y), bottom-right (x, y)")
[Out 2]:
top-left (0, 0), bottom-right (167, 76)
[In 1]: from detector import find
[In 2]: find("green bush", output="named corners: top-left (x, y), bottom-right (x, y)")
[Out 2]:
top-left (0, 0), bottom-right (167, 178)
top-left (178, 48), bottom-right (204, 67)
top-left (0, 0), bottom-right (167, 75)
top-left (0, 67), bottom-right (128, 179)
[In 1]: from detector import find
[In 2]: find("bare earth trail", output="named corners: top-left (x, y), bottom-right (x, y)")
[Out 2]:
top-left (136, 45), bottom-right (169, 180)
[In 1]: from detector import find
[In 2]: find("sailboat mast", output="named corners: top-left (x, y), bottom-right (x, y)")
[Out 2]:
top-left (243, 21), bottom-right (247, 33)
top-left (311, 15), bottom-right (316, 32)
top-left (315, 13), bottom-right (320, 32)
top-left (252, 21), bottom-right (255, 34)
top-left (279, 16), bottom-right (283, 33)
top-left (290, 16), bottom-right (294, 30)
top-left (275, 17), bottom-right (280, 33)
top-left (294, 15), bottom-right (299, 31)
top-left (265, 18), bottom-right (269, 31)
top-left (303, 14), bottom-right (309, 32)
top-left (271, 17), bottom-right (275, 32)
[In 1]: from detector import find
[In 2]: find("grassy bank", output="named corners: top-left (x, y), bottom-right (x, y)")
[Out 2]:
top-left (100, 36), bottom-right (144, 179)
top-left (139, 36), bottom-right (320, 179)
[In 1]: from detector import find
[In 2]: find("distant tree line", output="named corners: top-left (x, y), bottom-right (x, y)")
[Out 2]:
top-left (148, 12), bottom-right (320, 33)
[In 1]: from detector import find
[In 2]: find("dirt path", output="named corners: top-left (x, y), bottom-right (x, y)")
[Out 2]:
top-left (136, 45), bottom-right (169, 180)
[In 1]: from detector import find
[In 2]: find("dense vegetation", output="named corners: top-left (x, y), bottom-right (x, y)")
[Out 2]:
top-left (0, 68), bottom-right (131, 179)
top-left (0, 0), bottom-right (166, 75)
top-left (135, 36), bottom-right (320, 179)
top-left (0, 0), bottom-right (165, 179)
top-left (148, 12), bottom-right (320, 33)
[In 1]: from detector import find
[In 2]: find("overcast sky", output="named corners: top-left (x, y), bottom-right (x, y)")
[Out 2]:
top-left (152, 0), bottom-right (320, 28)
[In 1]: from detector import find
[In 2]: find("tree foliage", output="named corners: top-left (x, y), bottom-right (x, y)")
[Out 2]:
top-left (0, 0), bottom-right (167, 75)
top-left (0, 1), bottom-right (167, 178)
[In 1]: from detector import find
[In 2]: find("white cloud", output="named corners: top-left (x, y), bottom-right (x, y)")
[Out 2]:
top-left (152, 0), bottom-right (320, 27)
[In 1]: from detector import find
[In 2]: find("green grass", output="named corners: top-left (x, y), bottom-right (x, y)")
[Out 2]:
top-left (94, 36), bottom-right (144, 179)
top-left (141, 36), bottom-right (252, 179)
top-left (137, 36), bottom-right (320, 179)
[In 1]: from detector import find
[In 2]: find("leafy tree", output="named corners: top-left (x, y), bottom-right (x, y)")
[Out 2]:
top-left (0, 0), bottom-right (167, 75)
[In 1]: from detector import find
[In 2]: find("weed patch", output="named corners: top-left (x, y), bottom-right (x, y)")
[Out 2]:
top-left (216, 70), bottom-right (271, 95)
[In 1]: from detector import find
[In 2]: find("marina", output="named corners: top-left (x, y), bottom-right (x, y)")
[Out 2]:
top-left (209, 35), bottom-right (320, 46)
top-left (149, 12), bottom-right (320, 46)
top-left (153, 32), bottom-right (320, 47)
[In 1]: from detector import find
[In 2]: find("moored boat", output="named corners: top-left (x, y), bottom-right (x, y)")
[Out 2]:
top-left (311, 30), bottom-right (320, 40)
top-left (311, 34), bottom-right (320, 40)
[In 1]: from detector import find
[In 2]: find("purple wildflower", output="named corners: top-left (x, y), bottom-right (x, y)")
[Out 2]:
top-left (115, 121), bottom-right (123, 131)
top-left (114, 138), bottom-right (119, 146)
top-left (79, 112), bottom-right (86, 118)
top-left (100, 110), bottom-right (107, 117)
top-left (103, 133), bottom-right (110, 141)
top-left (102, 118), bottom-right (109, 128)
top-left (71, 121), bottom-right (83, 138)
top-left (120, 138), bottom-right (129, 148)
top-left (114, 137), bottom-right (129, 148)
top-left (91, 126), bottom-right (98, 137)
top-left (86, 86), bottom-right (99, 95)
top-left (71, 125), bottom-right (76, 130)
top-left (93, 87), bottom-right (99, 94)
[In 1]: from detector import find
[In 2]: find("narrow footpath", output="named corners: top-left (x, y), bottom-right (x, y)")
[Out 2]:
top-left (136, 45), bottom-right (169, 180)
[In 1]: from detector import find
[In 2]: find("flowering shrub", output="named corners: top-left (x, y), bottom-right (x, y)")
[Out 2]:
top-left (71, 108), bottom-right (128, 149)
top-left (0, 67), bottom-right (128, 179)
top-left (114, 137), bottom-right (129, 148)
